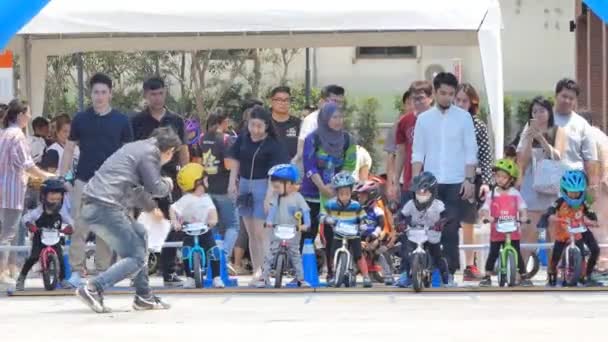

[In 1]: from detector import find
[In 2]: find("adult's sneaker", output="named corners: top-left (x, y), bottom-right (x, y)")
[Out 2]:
top-left (212, 277), bottom-right (225, 289)
top-left (133, 294), bottom-right (171, 311)
top-left (163, 273), bottom-right (183, 288)
top-left (76, 284), bottom-right (109, 313)
top-left (463, 265), bottom-right (482, 281)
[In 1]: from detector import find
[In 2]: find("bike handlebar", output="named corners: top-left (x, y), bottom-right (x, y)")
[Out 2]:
top-left (482, 218), bottom-right (531, 225)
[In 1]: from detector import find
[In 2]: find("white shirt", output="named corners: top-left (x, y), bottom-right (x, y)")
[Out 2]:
top-left (171, 193), bottom-right (216, 224)
top-left (298, 110), bottom-right (319, 141)
top-left (411, 105), bottom-right (477, 184)
top-left (28, 135), bottom-right (47, 164)
top-left (47, 142), bottom-right (80, 174)
top-left (552, 111), bottom-right (598, 170)
top-left (353, 145), bottom-right (372, 181)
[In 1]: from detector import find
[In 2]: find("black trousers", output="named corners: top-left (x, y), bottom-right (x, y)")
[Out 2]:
top-left (183, 231), bottom-right (220, 278)
top-left (484, 240), bottom-right (526, 274)
top-left (437, 183), bottom-right (464, 274)
top-left (20, 232), bottom-right (66, 280)
top-left (550, 230), bottom-right (599, 277)
top-left (156, 194), bottom-right (186, 279)
top-left (303, 201), bottom-right (335, 275)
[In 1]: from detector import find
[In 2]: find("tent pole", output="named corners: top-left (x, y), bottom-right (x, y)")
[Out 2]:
top-left (305, 47), bottom-right (311, 107)
top-left (77, 52), bottom-right (84, 111)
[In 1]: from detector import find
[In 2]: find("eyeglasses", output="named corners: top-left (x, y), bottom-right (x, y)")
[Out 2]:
top-left (272, 97), bottom-right (291, 103)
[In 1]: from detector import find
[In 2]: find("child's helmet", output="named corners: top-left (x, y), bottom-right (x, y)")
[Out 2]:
top-left (177, 163), bottom-right (205, 192)
top-left (410, 172), bottom-right (438, 211)
top-left (354, 180), bottom-right (381, 207)
top-left (268, 164), bottom-right (299, 183)
top-left (40, 178), bottom-right (66, 213)
top-left (560, 169), bottom-right (587, 208)
top-left (185, 118), bottom-right (201, 146)
top-left (331, 171), bottom-right (356, 189)
top-left (492, 158), bottom-right (519, 179)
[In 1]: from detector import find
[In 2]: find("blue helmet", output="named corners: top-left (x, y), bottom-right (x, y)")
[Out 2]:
top-left (268, 164), bottom-right (299, 183)
top-left (560, 170), bottom-right (587, 208)
top-left (331, 171), bottom-right (356, 189)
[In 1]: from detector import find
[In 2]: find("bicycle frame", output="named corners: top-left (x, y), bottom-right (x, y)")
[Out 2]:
top-left (499, 233), bottom-right (518, 274)
top-left (40, 246), bottom-right (58, 272)
top-left (333, 235), bottom-right (355, 274)
top-left (182, 234), bottom-right (207, 272)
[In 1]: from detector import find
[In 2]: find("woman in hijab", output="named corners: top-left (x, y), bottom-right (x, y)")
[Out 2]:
top-left (301, 102), bottom-right (357, 279)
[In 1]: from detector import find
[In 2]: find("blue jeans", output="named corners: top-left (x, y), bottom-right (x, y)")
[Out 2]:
top-left (80, 200), bottom-right (150, 296)
top-left (210, 193), bottom-right (239, 258)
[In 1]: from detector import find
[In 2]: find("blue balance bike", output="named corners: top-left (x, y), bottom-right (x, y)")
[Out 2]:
top-left (181, 223), bottom-right (219, 288)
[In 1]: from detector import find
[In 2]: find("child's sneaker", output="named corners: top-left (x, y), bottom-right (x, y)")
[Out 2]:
top-left (362, 276), bottom-right (373, 288)
top-left (479, 275), bottom-right (492, 287)
top-left (60, 279), bottom-right (74, 289)
top-left (212, 277), bottom-right (225, 289)
top-left (15, 275), bottom-right (25, 291)
top-left (133, 294), bottom-right (170, 311)
top-left (445, 274), bottom-right (458, 288)
top-left (397, 273), bottom-right (411, 288)
top-left (182, 277), bottom-right (196, 289)
top-left (384, 276), bottom-right (395, 286)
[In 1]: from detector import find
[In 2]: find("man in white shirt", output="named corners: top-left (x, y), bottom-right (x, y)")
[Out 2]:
top-left (411, 72), bottom-right (478, 284)
top-left (293, 85), bottom-right (345, 164)
top-left (552, 78), bottom-right (599, 198)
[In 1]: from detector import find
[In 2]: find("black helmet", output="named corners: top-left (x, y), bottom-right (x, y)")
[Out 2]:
top-left (40, 178), bottom-right (66, 214)
top-left (410, 172), bottom-right (438, 211)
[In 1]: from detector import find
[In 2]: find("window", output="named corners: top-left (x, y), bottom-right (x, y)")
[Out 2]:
top-left (356, 46), bottom-right (417, 59)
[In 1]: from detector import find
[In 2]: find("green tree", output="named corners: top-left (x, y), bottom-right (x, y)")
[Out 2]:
top-left (354, 97), bottom-right (380, 169)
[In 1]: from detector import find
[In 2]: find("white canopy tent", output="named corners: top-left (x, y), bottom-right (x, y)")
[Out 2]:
top-left (10, 0), bottom-right (505, 156)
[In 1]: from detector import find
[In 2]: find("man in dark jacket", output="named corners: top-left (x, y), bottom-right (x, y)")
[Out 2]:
top-left (75, 127), bottom-right (181, 313)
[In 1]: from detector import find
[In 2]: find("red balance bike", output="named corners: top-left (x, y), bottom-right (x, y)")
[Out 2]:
top-left (27, 223), bottom-right (73, 290)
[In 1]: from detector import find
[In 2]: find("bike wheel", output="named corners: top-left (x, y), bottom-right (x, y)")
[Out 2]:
top-left (497, 255), bottom-right (507, 287)
top-left (506, 251), bottom-right (517, 287)
top-left (524, 252), bottom-right (540, 280)
top-left (42, 253), bottom-right (60, 291)
top-left (335, 252), bottom-right (348, 288)
top-left (192, 253), bottom-right (204, 289)
top-left (274, 253), bottom-right (286, 288)
top-left (563, 248), bottom-right (583, 287)
top-left (411, 253), bottom-right (424, 293)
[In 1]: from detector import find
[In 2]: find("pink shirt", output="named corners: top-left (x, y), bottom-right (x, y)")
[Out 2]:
top-left (0, 125), bottom-right (34, 210)
top-left (481, 188), bottom-right (527, 242)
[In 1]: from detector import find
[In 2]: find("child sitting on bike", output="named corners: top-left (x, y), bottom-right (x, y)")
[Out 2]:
top-left (397, 172), bottom-right (449, 288)
top-left (256, 164), bottom-right (311, 288)
top-left (321, 171), bottom-right (373, 288)
top-left (16, 178), bottom-right (73, 291)
top-left (478, 159), bottom-right (531, 287)
top-left (539, 169), bottom-right (600, 287)
top-left (170, 163), bottom-right (224, 289)
top-left (354, 180), bottom-right (395, 285)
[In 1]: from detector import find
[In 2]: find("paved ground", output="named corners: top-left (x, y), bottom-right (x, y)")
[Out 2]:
top-left (2, 291), bottom-right (608, 341)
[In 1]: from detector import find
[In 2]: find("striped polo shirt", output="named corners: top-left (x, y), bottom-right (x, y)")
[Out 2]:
top-left (0, 125), bottom-right (35, 210)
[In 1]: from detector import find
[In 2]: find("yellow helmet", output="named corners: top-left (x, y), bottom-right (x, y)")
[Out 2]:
top-left (177, 163), bottom-right (205, 192)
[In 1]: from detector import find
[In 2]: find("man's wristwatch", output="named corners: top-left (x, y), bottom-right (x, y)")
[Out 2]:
top-left (465, 177), bottom-right (475, 184)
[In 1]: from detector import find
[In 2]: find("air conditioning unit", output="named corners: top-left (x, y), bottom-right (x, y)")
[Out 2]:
top-left (421, 58), bottom-right (463, 82)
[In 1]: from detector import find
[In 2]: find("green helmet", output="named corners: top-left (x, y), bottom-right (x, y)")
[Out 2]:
top-left (492, 158), bottom-right (519, 179)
